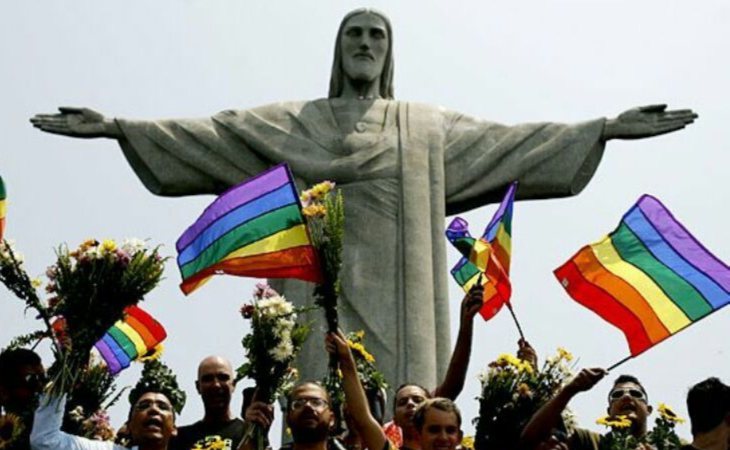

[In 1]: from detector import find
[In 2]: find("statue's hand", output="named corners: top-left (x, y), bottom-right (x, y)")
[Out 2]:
top-left (602, 104), bottom-right (697, 140)
top-left (30, 107), bottom-right (120, 139)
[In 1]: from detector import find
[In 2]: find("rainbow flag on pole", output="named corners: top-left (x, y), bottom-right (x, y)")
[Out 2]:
top-left (94, 306), bottom-right (167, 375)
top-left (447, 182), bottom-right (517, 320)
top-left (0, 175), bottom-right (6, 241)
top-left (176, 164), bottom-right (322, 295)
top-left (555, 195), bottom-right (730, 356)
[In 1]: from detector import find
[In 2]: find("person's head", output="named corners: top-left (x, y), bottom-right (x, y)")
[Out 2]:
top-left (412, 398), bottom-right (462, 450)
top-left (606, 375), bottom-right (652, 431)
top-left (0, 348), bottom-right (45, 413)
top-left (329, 8), bottom-right (394, 99)
top-left (393, 383), bottom-right (431, 430)
top-left (195, 356), bottom-right (235, 417)
top-left (686, 377), bottom-right (730, 437)
top-left (286, 381), bottom-right (335, 444)
top-left (127, 391), bottom-right (177, 448)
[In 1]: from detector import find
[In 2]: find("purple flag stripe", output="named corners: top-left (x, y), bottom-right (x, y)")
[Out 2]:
top-left (483, 182), bottom-right (517, 239)
top-left (96, 336), bottom-right (123, 375)
top-left (176, 164), bottom-right (291, 251)
top-left (638, 195), bottom-right (730, 292)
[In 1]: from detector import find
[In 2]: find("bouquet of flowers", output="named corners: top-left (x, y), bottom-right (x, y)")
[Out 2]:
top-left (44, 238), bottom-right (164, 396)
top-left (62, 356), bottom-right (130, 441)
top-left (473, 348), bottom-right (575, 450)
top-left (595, 415), bottom-right (641, 450)
top-left (323, 330), bottom-right (389, 432)
top-left (300, 181), bottom-right (344, 333)
top-left (646, 403), bottom-right (684, 450)
top-left (237, 283), bottom-right (312, 450)
top-left (0, 238), bottom-right (165, 399)
top-left (595, 403), bottom-right (684, 450)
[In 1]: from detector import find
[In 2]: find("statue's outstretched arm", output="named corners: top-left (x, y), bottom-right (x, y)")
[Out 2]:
top-left (30, 107), bottom-right (122, 139)
top-left (602, 104), bottom-right (697, 140)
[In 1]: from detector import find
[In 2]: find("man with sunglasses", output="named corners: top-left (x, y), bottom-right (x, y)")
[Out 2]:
top-left (0, 348), bottom-right (45, 450)
top-left (521, 369), bottom-right (654, 450)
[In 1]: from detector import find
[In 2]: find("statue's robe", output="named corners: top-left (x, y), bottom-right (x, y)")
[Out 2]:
top-left (116, 99), bottom-right (605, 390)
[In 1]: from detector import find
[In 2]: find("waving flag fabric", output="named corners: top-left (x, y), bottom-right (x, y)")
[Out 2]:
top-left (555, 195), bottom-right (730, 356)
top-left (94, 306), bottom-right (167, 375)
top-left (0, 175), bottom-right (6, 241)
top-left (176, 163), bottom-right (322, 294)
top-left (447, 182), bottom-right (517, 320)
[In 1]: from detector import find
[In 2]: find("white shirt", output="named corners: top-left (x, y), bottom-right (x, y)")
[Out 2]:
top-left (31, 394), bottom-right (137, 450)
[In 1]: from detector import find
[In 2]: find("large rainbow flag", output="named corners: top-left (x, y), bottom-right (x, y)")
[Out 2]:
top-left (176, 163), bottom-right (322, 295)
top-left (0, 175), bottom-right (6, 241)
top-left (447, 182), bottom-right (517, 320)
top-left (94, 306), bottom-right (167, 375)
top-left (555, 195), bottom-right (730, 356)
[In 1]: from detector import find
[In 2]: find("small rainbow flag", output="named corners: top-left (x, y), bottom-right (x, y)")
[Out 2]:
top-left (0, 175), bottom-right (6, 241)
top-left (94, 305), bottom-right (167, 375)
top-left (555, 195), bottom-right (730, 356)
top-left (447, 182), bottom-right (517, 320)
top-left (176, 163), bottom-right (322, 295)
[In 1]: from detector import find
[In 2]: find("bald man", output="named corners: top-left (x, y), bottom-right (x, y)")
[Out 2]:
top-left (171, 356), bottom-right (244, 450)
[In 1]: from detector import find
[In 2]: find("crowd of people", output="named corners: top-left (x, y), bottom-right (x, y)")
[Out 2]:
top-left (1, 284), bottom-right (728, 450)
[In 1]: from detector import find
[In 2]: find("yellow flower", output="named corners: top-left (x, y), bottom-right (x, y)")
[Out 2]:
top-left (461, 435), bottom-right (475, 450)
top-left (302, 204), bottom-right (327, 218)
top-left (658, 403), bottom-right (685, 424)
top-left (354, 330), bottom-right (365, 340)
top-left (139, 344), bottom-right (164, 362)
top-left (596, 415), bottom-right (632, 429)
top-left (517, 383), bottom-right (533, 398)
top-left (101, 239), bottom-right (117, 253)
top-left (0, 413), bottom-right (25, 450)
top-left (557, 347), bottom-right (574, 362)
top-left (348, 341), bottom-right (375, 363)
top-left (31, 278), bottom-right (42, 289)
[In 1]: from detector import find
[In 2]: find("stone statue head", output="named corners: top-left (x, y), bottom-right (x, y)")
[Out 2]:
top-left (328, 8), bottom-right (394, 99)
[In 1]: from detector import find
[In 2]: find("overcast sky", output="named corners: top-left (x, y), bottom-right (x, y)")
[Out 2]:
top-left (2, 1), bottom-right (728, 444)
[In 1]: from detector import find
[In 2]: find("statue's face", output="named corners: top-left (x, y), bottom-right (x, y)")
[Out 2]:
top-left (340, 13), bottom-right (388, 86)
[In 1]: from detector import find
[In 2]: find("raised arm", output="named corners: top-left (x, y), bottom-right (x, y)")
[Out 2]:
top-left (326, 330), bottom-right (388, 450)
top-left (602, 104), bottom-right (697, 140)
top-left (31, 394), bottom-right (119, 450)
top-left (432, 283), bottom-right (483, 400)
top-left (519, 368), bottom-right (607, 450)
top-left (30, 107), bottom-right (122, 139)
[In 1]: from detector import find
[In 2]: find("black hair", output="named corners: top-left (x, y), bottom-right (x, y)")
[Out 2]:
top-left (0, 348), bottom-right (42, 387)
top-left (393, 383), bottom-right (431, 413)
top-left (686, 377), bottom-right (730, 435)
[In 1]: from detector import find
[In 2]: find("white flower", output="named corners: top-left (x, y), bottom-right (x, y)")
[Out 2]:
top-left (122, 238), bottom-right (146, 254)
top-left (69, 405), bottom-right (85, 422)
top-left (270, 340), bottom-right (294, 362)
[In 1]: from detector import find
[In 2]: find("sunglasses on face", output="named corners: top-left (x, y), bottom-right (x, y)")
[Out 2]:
top-left (290, 397), bottom-right (329, 411)
top-left (608, 388), bottom-right (647, 402)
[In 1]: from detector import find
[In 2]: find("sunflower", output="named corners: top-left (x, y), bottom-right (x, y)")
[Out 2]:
top-left (658, 403), bottom-right (685, 424)
top-left (0, 414), bottom-right (25, 450)
top-left (596, 414), bottom-right (632, 429)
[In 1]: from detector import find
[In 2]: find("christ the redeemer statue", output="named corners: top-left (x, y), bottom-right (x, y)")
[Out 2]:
top-left (30, 8), bottom-right (696, 391)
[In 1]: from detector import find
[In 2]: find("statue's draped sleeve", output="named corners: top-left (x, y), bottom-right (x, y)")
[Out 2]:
top-left (441, 109), bottom-right (606, 215)
top-left (114, 101), bottom-right (339, 196)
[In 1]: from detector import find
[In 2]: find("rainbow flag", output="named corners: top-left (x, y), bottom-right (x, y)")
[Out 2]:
top-left (94, 306), bottom-right (167, 375)
top-left (0, 175), bottom-right (6, 241)
top-left (176, 163), bottom-right (322, 295)
top-left (447, 182), bottom-right (517, 320)
top-left (555, 195), bottom-right (730, 356)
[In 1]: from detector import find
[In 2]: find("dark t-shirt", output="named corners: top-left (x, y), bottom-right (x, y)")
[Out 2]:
top-left (171, 418), bottom-right (245, 450)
